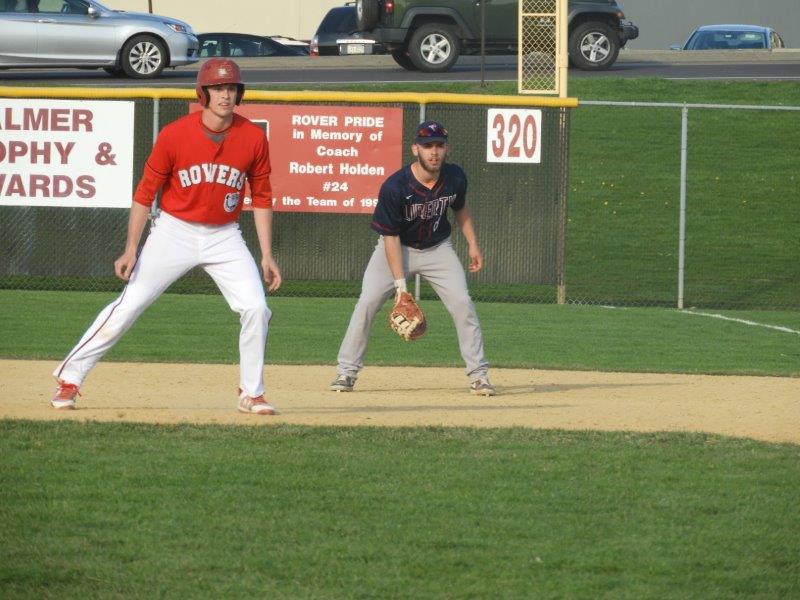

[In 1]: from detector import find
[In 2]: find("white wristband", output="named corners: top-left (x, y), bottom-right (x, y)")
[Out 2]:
top-left (394, 278), bottom-right (407, 293)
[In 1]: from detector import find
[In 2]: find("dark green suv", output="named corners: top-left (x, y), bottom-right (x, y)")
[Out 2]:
top-left (355, 0), bottom-right (639, 72)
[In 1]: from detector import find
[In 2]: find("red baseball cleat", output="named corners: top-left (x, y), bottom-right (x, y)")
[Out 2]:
top-left (237, 389), bottom-right (277, 415)
top-left (52, 379), bottom-right (80, 410)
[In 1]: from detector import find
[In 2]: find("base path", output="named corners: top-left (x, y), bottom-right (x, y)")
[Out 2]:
top-left (3, 360), bottom-right (798, 445)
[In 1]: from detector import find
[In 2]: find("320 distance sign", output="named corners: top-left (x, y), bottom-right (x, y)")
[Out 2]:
top-left (485, 108), bottom-right (542, 164)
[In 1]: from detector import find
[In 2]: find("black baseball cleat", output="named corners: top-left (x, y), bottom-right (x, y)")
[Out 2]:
top-left (329, 374), bottom-right (356, 392)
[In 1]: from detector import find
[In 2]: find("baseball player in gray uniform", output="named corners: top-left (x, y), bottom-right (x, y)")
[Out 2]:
top-left (330, 120), bottom-right (495, 396)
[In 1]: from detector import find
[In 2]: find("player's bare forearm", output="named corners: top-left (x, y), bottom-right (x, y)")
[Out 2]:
top-left (253, 207), bottom-right (282, 291)
top-left (125, 201), bottom-right (151, 252)
top-left (455, 206), bottom-right (484, 272)
top-left (114, 201), bottom-right (150, 281)
top-left (455, 206), bottom-right (479, 247)
top-left (383, 235), bottom-right (405, 281)
top-left (252, 207), bottom-right (274, 258)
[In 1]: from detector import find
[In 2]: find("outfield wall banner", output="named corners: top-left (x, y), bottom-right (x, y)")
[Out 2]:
top-left (0, 99), bottom-right (134, 208)
top-left (191, 103), bottom-right (404, 214)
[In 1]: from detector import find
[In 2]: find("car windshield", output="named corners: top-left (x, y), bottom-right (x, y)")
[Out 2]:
top-left (686, 30), bottom-right (767, 50)
top-left (317, 8), bottom-right (356, 35)
top-left (199, 35), bottom-right (304, 58)
top-left (1, 0), bottom-right (91, 14)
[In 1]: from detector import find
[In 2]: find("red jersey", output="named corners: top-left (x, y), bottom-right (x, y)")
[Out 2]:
top-left (134, 111), bottom-right (271, 225)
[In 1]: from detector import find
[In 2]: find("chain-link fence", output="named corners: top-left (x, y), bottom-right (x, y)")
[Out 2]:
top-left (1, 90), bottom-right (797, 310)
top-left (568, 101), bottom-right (800, 310)
top-left (0, 97), bottom-right (154, 293)
top-left (0, 91), bottom-right (571, 304)
top-left (518, 0), bottom-right (567, 96)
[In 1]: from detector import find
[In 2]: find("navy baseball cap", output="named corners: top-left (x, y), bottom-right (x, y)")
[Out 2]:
top-left (414, 120), bottom-right (448, 144)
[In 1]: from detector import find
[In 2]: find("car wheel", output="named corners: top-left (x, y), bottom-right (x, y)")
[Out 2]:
top-left (408, 23), bottom-right (461, 73)
top-left (568, 22), bottom-right (619, 71)
top-left (356, 0), bottom-right (379, 30)
top-left (391, 50), bottom-right (417, 71)
top-left (103, 66), bottom-right (123, 77)
top-left (121, 35), bottom-right (167, 78)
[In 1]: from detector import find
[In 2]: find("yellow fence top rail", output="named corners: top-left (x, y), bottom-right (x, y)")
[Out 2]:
top-left (0, 86), bottom-right (578, 108)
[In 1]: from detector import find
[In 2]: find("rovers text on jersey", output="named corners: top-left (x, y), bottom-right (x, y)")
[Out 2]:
top-left (134, 112), bottom-right (271, 225)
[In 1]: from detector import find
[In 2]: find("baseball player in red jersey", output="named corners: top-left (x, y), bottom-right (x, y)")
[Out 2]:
top-left (51, 58), bottom-right (282, 415)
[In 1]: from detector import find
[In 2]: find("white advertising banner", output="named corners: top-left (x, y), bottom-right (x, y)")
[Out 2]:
top-left (486, 108), bottom-right (543, 164)
top-left (0, 98), bottom-right (134, 208)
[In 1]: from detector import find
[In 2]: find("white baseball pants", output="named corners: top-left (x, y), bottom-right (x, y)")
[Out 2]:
top-left (336, 236), bottom-right (489, 380)
top-left (54, 211), bottom-right (271, 397)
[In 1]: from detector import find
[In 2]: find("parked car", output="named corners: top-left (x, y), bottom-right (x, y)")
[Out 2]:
top-left (198, 33), bottom-right (307, 58)
top-left (354, 0), bottom-right (638, 72)
top-left (671, 25), bottom-right (785, 51)
top-left (311, 4), bottom-right (381, 56)
top-left (0, 0), bottom-right (198, 78)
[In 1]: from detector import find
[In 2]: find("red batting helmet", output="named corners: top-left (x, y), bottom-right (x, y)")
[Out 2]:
top-left (195, 58), bottom-right (245, 107)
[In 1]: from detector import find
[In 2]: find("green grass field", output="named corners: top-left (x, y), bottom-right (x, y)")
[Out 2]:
top-left (290, 76), bottom-right (800, 106)
top-left (1, 290), bottom-right (798, 376)
top-left (2, 421), bottom-right (799, 599)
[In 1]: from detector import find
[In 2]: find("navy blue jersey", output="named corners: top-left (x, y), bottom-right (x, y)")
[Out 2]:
top-left (370, 163), bottom-right (467, 249)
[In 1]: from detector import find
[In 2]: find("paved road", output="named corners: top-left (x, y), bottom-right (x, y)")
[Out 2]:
top-left (1, 50), bottom-right (799, 87)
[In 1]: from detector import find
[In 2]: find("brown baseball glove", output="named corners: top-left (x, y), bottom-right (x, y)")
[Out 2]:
top-left (389, 291), bottom-right (427, 341)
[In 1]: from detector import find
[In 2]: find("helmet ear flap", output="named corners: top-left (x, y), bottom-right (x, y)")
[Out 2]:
top-left (201, 87), bottom-right (211, 107)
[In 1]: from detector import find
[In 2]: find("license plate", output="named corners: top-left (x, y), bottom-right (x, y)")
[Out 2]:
top-left (345, 44), bottom-right (366, 54)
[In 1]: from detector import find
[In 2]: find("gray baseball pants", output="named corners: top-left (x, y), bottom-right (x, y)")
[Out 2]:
top-left (336, 236), bottom-right (489, 380)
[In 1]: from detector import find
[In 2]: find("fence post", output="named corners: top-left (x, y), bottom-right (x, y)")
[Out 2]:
top-left (151, 98), bottom-right (160, 217)
top-left (558, 0), bottom-right (568, 98)
top-left (678, 105), bottom-right (688, 310)
top-left (555, 106), bottom-right (569, 305)
top-left (414, 103), bottom-right (426, 301)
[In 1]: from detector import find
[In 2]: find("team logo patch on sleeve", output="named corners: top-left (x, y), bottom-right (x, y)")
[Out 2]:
top-left (223, 192), bottom-right (240, 212)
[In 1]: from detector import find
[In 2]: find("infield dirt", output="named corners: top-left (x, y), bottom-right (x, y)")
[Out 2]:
top-left (2, 360), bottom-right (798, 445)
